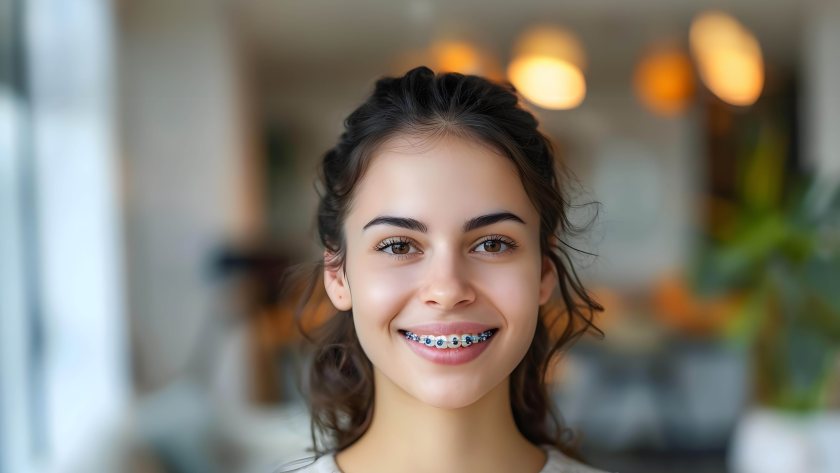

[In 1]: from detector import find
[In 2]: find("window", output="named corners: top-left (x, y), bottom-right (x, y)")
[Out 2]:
top-left (1, 1), bottom-right (128, 471)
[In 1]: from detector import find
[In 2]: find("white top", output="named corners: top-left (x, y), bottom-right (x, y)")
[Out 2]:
top-left (278, 445), bottom-right (612, 473)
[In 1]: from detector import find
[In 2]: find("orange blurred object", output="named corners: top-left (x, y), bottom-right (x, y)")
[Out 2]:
top-left (392, 40), bottom-right (503, 80)
top-left (634, 44), bottom-right (696, 116)
top-left (652, 273), bottom-right (745, 337)
top-left (430, 41), bottom-right (482, 73)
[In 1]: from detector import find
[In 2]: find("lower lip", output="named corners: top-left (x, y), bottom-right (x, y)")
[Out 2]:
top-left (401, 334), bottom-right (495, 365)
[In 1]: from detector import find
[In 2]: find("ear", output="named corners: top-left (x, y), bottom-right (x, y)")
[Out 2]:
top-left (538, 254), bottom-right (557, 306)
top-left (324, 250), bottom-right (352, 311)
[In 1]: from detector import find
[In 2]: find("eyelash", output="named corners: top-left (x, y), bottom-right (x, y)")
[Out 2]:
top-left (373, 235), bottom-right (519, 260)
top-left (373, 237), bottom-right (419, 261)
top-left (474, 235), bottom-right (520, 255)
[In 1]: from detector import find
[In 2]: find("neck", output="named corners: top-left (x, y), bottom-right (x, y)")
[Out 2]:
top-left (335, 369), bottom-right (546, 473)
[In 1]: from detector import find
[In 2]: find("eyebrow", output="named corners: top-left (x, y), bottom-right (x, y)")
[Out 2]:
top-left (363, 216), bottom-right (428, 233)
top-left (362, 211), bottom-right (526, 233)
top-left (464, 212), bottom-right (526, 232)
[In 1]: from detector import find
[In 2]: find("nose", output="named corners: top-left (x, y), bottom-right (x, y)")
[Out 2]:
top-left (419, 249), bottom-right (476, 310)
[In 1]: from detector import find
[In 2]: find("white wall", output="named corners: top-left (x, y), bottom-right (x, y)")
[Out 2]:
top-left (538, 90), bottom-right (699, 290)
top-left (802, 1), bottom-right (840, 187)
top-left (119, 0), bottom-right (259, 391)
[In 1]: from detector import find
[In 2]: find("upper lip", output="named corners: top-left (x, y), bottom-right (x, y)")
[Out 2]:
top-left (399, 322), bottom-right (497, 336)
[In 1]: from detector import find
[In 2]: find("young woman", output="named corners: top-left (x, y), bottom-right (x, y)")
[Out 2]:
top-left (289, 66), bottom-right (606, 473)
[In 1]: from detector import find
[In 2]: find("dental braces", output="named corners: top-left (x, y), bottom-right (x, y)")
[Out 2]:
top-left (403, 330), bottom-right (495, 349)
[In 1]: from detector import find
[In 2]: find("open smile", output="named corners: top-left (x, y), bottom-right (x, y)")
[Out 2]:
top-left (397, 328), bottom-right (499, 365)
top-left (399, 329), bottom-right (497, 348)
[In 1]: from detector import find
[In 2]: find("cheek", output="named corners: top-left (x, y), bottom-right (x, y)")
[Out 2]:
top-left (476, 256), bottom-right (543, 320)
top-left (348, 263), bottom-right (420, 328)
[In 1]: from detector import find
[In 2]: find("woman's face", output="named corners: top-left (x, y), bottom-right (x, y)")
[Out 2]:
top-left (324, 132), bottom-right (556, 409)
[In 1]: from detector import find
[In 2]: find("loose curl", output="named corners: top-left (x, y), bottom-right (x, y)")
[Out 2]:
top-left (293, 65), bottom-right (603, 460)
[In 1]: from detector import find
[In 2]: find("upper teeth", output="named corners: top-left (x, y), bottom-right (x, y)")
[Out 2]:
top-left (403, 330), bottom-right (494, 349)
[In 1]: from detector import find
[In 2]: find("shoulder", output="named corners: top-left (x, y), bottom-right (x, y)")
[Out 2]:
top-left (540, 446), bottom-right (615, 473)
top-left (272, 454), bottom-right (340, 473)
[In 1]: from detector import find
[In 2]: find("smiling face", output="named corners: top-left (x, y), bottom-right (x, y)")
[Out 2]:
top-left (323, 132), bottom-right (557, 409)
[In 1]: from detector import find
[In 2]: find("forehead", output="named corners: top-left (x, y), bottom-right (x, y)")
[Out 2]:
top-left (346, 133), bottom-right (539, 230)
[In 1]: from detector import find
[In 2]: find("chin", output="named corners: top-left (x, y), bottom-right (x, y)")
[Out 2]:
top-left (406, 376), bottom-right (497, 410)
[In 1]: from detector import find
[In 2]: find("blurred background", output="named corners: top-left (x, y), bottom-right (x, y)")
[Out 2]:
top-left (2, 0), bottom-right (840, 472)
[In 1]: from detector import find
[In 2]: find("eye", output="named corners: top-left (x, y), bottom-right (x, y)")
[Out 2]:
top-left (375, 237), bottom-right (421, 258)
top-left (388, 242), bottom-right (413, 255)
top-left (472, 235), bottom-right (518, 255)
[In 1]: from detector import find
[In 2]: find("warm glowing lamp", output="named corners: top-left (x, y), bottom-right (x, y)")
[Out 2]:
top-left (430, 41), bottom-right (483, 74)
top-left (633, 45), bottom-right (696, 116)
top-left (511, 25), bottom-right (586, 69)
top-left (689, 11), bottom-right (764, 106)
top-left (507, 25), bottom-right (587, 110)
top-left (508, 56), bottom-right (586, 110)
top-left (392, 40), bottom-right (502, 80)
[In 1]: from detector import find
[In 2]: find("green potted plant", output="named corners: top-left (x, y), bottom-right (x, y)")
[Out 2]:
top-left (692, 146), bottom-right (840, 472)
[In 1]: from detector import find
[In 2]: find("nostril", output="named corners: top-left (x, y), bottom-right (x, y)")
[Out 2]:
top-left (420, 277), bottom-right (476, 309)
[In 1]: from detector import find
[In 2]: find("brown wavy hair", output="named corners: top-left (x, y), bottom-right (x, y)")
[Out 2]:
top-left (292, 65), bottom-right (603, 459)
